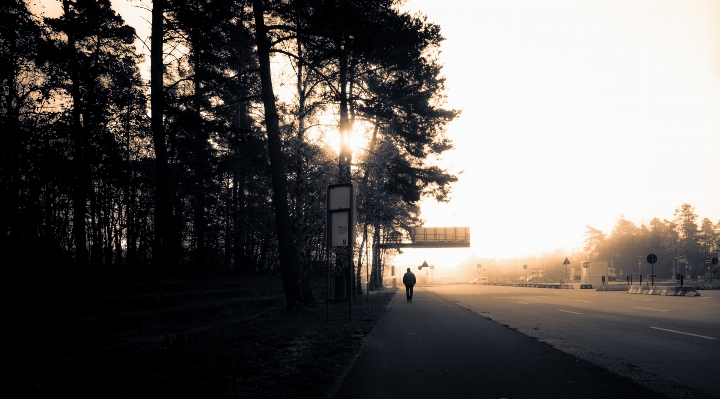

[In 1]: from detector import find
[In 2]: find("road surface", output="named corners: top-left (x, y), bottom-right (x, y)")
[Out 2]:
top-left (334, 286), bottom-right (718, 398)
top-left (427, 284), bottom-right (720, 397)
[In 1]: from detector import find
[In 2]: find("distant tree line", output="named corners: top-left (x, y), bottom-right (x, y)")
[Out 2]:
top-left (452, 204), bottom-right (719, 283)
top-left (584, 204), bottom-right (720, 280)
top-left (0, 0), bottom-right (458, 309)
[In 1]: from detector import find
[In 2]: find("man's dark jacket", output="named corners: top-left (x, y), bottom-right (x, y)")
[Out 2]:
top-left (403, 271), bottom-right (416, 286)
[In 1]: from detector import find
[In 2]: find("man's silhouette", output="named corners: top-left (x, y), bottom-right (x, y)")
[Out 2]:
top-left (402, 267), bottom-right (416, 302)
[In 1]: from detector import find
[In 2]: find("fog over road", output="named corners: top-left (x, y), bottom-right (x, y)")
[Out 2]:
top-left (426, 284), bottom-right (720, 397)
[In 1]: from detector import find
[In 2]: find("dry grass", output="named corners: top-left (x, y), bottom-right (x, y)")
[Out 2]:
top-left (26, 289), bottom-right (396, 398)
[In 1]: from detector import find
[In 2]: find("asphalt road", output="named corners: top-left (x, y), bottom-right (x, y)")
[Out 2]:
top-left (425, 284), bottom-right (720, 397)
top-left (333, 287), bottom-right (706, 399)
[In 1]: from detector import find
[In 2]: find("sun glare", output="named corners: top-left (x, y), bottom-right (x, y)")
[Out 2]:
top-left (324, 122), bottom-right (371, 157)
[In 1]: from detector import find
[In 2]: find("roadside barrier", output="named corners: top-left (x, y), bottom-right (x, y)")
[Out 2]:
top-left (513, 283), bottom-right (572, 289)
top-left (649, 286), bottom-right (663, 295)
top-left (627, 285), bottom-right (700, 296)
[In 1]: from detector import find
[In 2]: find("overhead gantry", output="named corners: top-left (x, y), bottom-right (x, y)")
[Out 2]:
top-left (375, 226), bottom-right (470, 249)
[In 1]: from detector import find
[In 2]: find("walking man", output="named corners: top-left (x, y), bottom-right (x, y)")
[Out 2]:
top-left (403, 267), bottom-right (416, 302)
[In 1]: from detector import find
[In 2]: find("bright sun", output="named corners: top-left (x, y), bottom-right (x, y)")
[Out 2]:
top-left (324, 121), bottom-right (371, 157)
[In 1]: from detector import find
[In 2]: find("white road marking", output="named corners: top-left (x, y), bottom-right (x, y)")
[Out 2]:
top-left (649, 326), bottom-right (717, 340)
top-left (558, 309), bottom-right (582, 315)
top-left (517, 302), bottom-right (529, 304)
top-left (574, 300), bottom-right (590, 303)
top-left (635, 307), bottom-right (668, 312)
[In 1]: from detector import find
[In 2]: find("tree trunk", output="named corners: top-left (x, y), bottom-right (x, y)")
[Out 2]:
top-left (252, 0), bottom-right (313, 310)
top-left (3, 62), bottom-right (20, 242)
top-left (371, 224), bottom-right (381, 290)
top-left (192, 41), bottom-right (207, 273)
top-left (64, 0), bottom-right (89, 274)
top-left (232, 158), bottom-right (248, 275)
top-left (231, 77), bottom-right (251, 276)
top-left (356, 223), bottom-right (367, 295)
top-left (150, 0), bottom-right (174, 273)
top-left (333, 37), bottom-right (354, 299)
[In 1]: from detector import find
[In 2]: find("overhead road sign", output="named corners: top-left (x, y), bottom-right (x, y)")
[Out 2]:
top-left (375, 226), bottom-right (470, 248)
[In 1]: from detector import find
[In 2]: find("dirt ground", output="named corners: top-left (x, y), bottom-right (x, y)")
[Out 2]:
top-left (17, 289), bottom-right (396, 398)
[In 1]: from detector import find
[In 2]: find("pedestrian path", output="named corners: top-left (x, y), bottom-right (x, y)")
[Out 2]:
top-left (334, 289), bottom-right (666, 399)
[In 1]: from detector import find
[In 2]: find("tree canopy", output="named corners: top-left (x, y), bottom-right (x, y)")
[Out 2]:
top-left (1, 0), bottom-right (459, 309)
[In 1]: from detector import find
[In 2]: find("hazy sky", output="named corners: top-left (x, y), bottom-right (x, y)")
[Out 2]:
top-left (395, 0), bottom-right (720, 269)
top-left (33, 0), bottom-right (720, 268)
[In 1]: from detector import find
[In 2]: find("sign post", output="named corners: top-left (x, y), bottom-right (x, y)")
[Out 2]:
top-left (706, 258), bottom-right (711, 281)
top-left (647, 254), bottom-right (657, 287)
top-left (563, 257), bottom-right (570, 282)
top-left (327, 184), bottom-right (355, 321)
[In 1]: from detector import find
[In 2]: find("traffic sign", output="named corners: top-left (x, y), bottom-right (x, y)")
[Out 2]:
top-left (563, 257), bottom-right (570, 265)
top-left (327, 184), bottom-right (355, 247)
top-left (646, 254), bottom-right (657, 264)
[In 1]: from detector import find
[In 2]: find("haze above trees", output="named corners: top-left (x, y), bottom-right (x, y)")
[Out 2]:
top-left (455, 203), bottom-right (719, 283)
